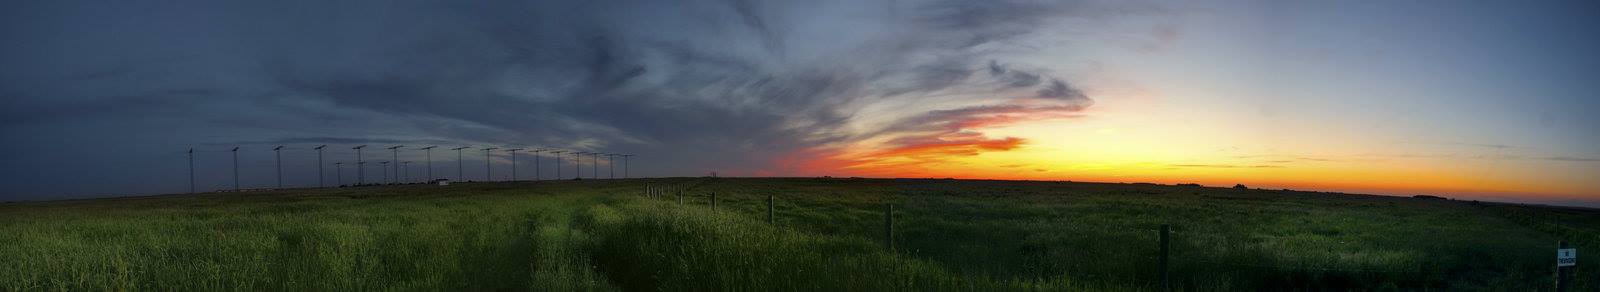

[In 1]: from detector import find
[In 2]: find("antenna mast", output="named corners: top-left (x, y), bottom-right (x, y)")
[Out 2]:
top-left (621, 154), bottom-right (634, 179)
top-left (231, 147), bottom-right (240, 191)
top-left (531, 149), bottom-right (547, 181)
top-left (334, 162), bottom-right (344, 186)
top-left (187, 148), bottom-right (195, 194)
top-left (419, 146), bottom-right (437, 182)
top-left (606, 153), bottom-right (616, 179)
top-left (507, 148), bottom-right (524, 181)
top-left (573, 152), bottom-right (587, 180)
top-left (550, 150), bottom-right (566, 179)
top-left (387, 145), bottom-right (404, 184)
top-left (451, 146), bottom-right (471, 181)
top-left (482, 147), bottom-right (499, 181)
top-left (314, 145), bottom-right (327, 187)
top-left (273, 146), bottom-right (284, 189)
top-left (352, 145), bottom-right (368, 185)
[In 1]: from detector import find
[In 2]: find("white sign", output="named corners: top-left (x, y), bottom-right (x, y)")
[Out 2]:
top-left (1558, 248), bottom-right (1577, 267)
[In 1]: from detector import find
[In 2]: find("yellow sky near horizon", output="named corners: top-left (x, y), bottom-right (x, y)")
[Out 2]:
top-left (810, 88), bottom-right (1596, 202)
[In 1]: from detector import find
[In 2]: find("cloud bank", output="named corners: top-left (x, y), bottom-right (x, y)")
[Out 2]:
top-left (0, 0), bottom-right (1125, 199)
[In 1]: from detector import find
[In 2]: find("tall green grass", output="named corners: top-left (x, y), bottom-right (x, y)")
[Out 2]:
top-left (1, 178), bottom-right (1594, 290)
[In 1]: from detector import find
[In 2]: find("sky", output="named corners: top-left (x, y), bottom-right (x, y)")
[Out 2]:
top-left (2, 0), bottom-right (1597, 206)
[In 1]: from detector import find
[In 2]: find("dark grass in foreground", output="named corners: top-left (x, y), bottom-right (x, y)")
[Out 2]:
top-left (1, 178), bottom-right (1594, 290)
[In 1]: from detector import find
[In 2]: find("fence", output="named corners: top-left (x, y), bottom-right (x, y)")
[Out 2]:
top-left (639, 180), bottom-right (1581, 291)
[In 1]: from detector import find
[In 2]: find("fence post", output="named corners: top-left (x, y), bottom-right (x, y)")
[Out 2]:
top-left (711, 192), bottom-right (717, 210)
top-left (885, 204), bottom-right (894, 250)
top-left (1160, 224), bottom-right (1170, 291)
top-left (767, 195), bottom-right (775, 224)
top-left (1558, 240), bottom-right (1571, 292)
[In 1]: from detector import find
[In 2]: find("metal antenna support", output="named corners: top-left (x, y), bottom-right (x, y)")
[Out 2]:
top-left (231, 147), bottom-right (240, 191)
top-left (452, 146), bottom-right (471, 181)
top-left (387, 145), bottom-right (404, 184)
top-left (334, 162), bottom-right (344, 186)
top-left (273, 146), bottom-right (284, 189)
top-left (573, 152), bottom-right (588, 180)
top-left (507, 148), bottom-right (523, 181)
top-left (606, 153), bottom-right (617, 179)
top-left (482, 147), bottom-right (499, 181)
top-left (401, 161), bottom-right (411, 183)
top-left (352, 145), bottom-right (368, 185)
top-left (531, 149), bottom-right (547, 181)
top-left (314, 145), bottom-right (327, 187)
top-left (187, 148), bottom-right (195, 194)
top-left (549, 150), bottom-right (566, 180)
top-left (621, 154), bottom-right (634, 179)
top-left (419, 146), bottom-right (437, 182)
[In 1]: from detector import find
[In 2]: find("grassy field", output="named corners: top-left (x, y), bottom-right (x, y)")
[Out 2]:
top-left (1, 178), bottom-right (1594, 290)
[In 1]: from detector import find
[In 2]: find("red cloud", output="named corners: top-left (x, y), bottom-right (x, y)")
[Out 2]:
top-left (878, 134), bottom-right (1024, 158)
top-left (782, 98), bottom-right (1086, 177)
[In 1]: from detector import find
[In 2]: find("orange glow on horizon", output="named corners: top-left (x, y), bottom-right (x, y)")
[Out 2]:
top-left (776, 91), bottom-right (1597, 202)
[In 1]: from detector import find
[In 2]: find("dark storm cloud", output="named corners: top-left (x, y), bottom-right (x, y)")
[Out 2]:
top-left (1037, 79), bottom-right (1089, 100)
top-left (251, 0), bottom-right (1106, 165)
top-left (989, 60), bottom-right (1044, 88)
top-left (0, 0), bottom-right (1134, 199)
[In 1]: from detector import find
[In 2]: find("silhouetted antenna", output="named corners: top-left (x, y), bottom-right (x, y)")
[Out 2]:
top-left (401, 161), bottom-right (411, 183)
top-left (232, 147), bottom-right (240, 191)
top-left (620, 154), bottom-right (634, 179)
top-left (604, 153), bottom-right (616, 179)
top-left (273, 146), bottom-right (284, 189)
top-left (352, 145), bottom-right (368, 185)
top-left (387, 145), bottom-right (404, 184)
top-left (380, 161), bottom-right (391, 183)
top-left (356, 161), bottom-right (368, 185)
top-left (569, 153), bottom-right (582, 180)
top-left (549, 150), bottom-right (566, 179)
top-left (482, 147), bottom-right (499, 181)
top-left (452, 146), bottom-right (471, 181)
top-left (591, 152), bottom-right (600, 179)
top-left (507, 148), bottom-right (524, 181)
top-left (314, 145), bottom-right (327, 187)
top-left (532, 149), bottom-right (547, 181)
top-left (419, 146), bottom-right (437, 182)
top-left (595, 153), bottom-right (604, 178)
top-left (187, 148), bottom-right (195, 194)
top-left (334, 162), bottom-right (344, 186)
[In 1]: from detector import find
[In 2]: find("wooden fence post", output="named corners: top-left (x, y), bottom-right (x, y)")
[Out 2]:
top-left (711, 192), bottom-right (717, 210)
top-left (1558, 240), bottom-right (1572, 292)
top-left (1160, 224), bottom-right (1170, 291)
top-left (885, 204), bottom-right (894, 250)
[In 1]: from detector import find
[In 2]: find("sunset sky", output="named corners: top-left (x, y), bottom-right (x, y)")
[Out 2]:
top-left (3, 1), bottom-right (1597, 206)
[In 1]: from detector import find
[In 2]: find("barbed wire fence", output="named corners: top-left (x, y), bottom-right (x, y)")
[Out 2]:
top-left (635, 178), bottom-right (1583, 290)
